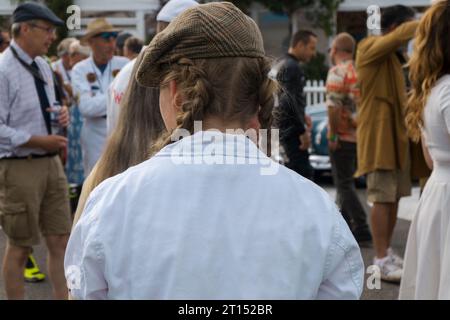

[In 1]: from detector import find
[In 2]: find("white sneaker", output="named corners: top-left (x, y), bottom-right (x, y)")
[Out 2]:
top-left (387, 248), bottom-right (404, 268)
top-left (373, 256), bottom-right (403, 283)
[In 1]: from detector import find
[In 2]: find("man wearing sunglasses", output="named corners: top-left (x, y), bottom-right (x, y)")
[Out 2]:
top-left (71, 18), bottom-right (129, 176)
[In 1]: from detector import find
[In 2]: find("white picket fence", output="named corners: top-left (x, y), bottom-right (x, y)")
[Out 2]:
top-left (304, 80), bottom-right (326, 107)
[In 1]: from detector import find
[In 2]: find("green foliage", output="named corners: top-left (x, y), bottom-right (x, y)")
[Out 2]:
top-left (305, 0), bottom-right (343, 36)
top-left (45, 0), bottom-right (73, 56)
top-left (303, 51), bottom-right (329, 81)
top-left (227, 1), bottom-right (338, 80)
top-left (228, 0), bottom-right (343, 36)
top-left (219, 0), bottom-right (254, 13)
top-left (257, 0), bottom-right (315, 15)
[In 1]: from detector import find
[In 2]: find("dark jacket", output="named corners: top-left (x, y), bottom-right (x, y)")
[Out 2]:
top-left (273, 53), bottom-right (307, 144)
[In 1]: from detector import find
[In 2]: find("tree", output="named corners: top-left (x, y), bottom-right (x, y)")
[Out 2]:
top-left (45, 0), bottom-right (73, 56)
top-left (226, 0), bottom-right (343, 80)
top-left (228, 0), bottom-right (344, 37)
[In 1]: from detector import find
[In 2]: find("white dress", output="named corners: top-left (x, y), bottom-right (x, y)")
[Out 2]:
top-left (399, 75), bottom-right (450, 299)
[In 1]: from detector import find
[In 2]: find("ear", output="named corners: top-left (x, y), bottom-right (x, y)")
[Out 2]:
top-left (21, 23), bottom-right (29, 34)
top-left (168, 79), bottom-right (182, 112)
top-left (247, 112), bottom-right (261, 131)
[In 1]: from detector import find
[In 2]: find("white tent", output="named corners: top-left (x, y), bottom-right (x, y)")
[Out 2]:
top-left (339, 0), bottom-right (432, 11)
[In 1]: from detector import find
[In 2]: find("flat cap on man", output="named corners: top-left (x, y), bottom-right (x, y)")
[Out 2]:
top-left (12, 2), bottom-right (64, 26)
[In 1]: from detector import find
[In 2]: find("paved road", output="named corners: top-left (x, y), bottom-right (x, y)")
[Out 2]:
top-left (0, 179), bottom-right (417, 300)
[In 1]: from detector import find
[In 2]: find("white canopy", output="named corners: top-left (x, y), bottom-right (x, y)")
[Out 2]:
top-left (339, 0), bottom-right (432, 11)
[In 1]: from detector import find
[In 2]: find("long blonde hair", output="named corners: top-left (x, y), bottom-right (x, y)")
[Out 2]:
top-left (91, 52), bottom-right (166, 189)
top-left (406, 0), bottom-right (450, 141)
top-left (151, 56), bottom-right (277, 155)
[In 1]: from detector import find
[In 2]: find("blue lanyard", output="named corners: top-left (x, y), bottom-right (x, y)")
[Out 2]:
top-left (91, 59), bottom-right (111, 94)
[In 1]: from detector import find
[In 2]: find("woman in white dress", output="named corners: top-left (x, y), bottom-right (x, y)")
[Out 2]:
top-left (399, 0), bottom-right (450, 299)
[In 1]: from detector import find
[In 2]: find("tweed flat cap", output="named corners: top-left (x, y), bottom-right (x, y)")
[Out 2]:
top-left (13, 2), bottom-right (64, 26)
top-left (136, 1), bottom-right (265, 88)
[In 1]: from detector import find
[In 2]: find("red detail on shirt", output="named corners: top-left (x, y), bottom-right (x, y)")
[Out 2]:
top-left (113, 90), bottom-right (124, 105)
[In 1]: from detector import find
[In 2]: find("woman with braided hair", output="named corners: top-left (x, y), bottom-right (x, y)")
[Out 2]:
top-left (399, 0), bottom-right (450, 299)
top-left (64, 2), bottom-right (363, 299)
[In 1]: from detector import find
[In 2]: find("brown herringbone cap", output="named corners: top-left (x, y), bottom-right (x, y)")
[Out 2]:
top-left (136, 1), bottom-right (265, 87)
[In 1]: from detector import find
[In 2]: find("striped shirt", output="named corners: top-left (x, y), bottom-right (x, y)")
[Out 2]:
top-left (0, 41), bottom-right (56, 158)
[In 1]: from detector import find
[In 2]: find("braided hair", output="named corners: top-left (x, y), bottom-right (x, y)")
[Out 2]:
top-left (150, 56), bottom-right (277, 156)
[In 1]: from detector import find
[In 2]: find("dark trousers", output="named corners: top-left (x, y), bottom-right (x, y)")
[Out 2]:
top-left (330, 141), bottom-right (368, 231)
top-left (284, 147), bottom-right (313, 180)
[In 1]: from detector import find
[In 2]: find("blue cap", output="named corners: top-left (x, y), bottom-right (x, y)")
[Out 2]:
top-left (12, 2), bottom-right (64, 26)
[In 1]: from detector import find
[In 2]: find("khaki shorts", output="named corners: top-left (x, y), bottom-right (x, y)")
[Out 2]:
top-left (0, 155), bottom-right (72, 247)
top-left (366, 167), bottom-right (412, 203)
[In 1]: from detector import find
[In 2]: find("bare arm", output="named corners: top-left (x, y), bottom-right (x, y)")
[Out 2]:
top-left (327, 106), bottom-right (339, 139)
top-left (421, 134), bottom-right (433, 170)
top-left (21, 135), bottom-right (67, 152)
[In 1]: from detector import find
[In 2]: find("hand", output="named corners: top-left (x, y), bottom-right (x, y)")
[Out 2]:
top-left (305, 115), bottom-right (312, 131)
top-left (36, 135), bottom-right (68, 152)
top-left (64, 83), bottom-right (73, 99)
top-left (328, 139), bottom-right (339, 152)
top-left (58, 106), bottom-right (70, 128)
top-left (299, 131), bottom-right (311, 150)
top-left (47, 106), bottom-right (70, 128)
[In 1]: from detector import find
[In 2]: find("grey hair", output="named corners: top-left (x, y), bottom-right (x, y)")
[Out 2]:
top-left (57, 37), bottom-right (77, 56)
top-left (11, 23), bottom-right (21, 38)
top-left (68, 40), bottom-right (91, 57)
top-left (11, 19), bottom-right (40, 39)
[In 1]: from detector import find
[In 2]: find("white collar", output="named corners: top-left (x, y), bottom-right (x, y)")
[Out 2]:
top-left (155, 130), bottom-right (269, 160)
top-left (11, 40), bottom-right (34, 65)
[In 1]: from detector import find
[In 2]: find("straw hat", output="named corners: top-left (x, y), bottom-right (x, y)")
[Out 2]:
top-left (80, 18), bottom-right (121, 45)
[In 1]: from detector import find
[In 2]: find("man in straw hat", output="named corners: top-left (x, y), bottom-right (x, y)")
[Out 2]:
top-left (0, 1), bottom-right (71, 299)
top-left (71, 18), bottom-right (128, 176)
top-left (106, 0), bottom-right (198, 135)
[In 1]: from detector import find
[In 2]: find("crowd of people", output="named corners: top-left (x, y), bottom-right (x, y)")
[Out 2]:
top-left (0, 0), bottom-right (449, 300)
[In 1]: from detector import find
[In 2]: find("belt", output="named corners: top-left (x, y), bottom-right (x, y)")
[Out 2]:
top-left (1, 153), bottom-right (57, 160)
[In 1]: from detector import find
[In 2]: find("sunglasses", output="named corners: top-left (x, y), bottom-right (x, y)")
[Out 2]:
top-left (95, 32), bottom-right (119, 40)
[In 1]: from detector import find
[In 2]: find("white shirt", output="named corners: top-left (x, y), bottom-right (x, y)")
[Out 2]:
top-left (71, 55), bottom-right (128, 175)
top-left (106, 58), bottom-right (136, 135)
top-left (65, 131), bottom-right (364, 300)
top-left (0, 41), bottom-right (56, 158)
